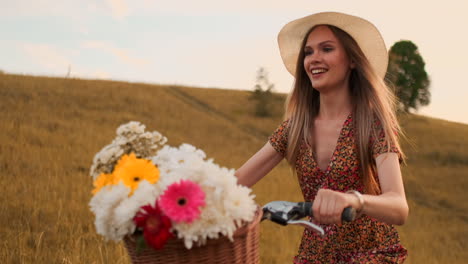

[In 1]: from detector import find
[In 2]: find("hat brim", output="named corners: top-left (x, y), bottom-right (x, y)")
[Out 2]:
top-left (278, 12), bottom-right (388, 79)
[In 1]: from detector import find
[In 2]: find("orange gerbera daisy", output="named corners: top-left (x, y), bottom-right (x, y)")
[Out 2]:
top-left (92, 173), bottom-right (118, 195)
top-left (113, 153), bottom-right (160, 194)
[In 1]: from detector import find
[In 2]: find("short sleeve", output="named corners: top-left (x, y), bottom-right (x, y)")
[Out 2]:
top-left (268, 119), bottom-right (290, 157)
top-left (371, 119), bottom-right (403, 163)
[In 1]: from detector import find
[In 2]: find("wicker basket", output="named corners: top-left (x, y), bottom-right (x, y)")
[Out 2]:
top-left (123, 209), bottom-right (262, 264)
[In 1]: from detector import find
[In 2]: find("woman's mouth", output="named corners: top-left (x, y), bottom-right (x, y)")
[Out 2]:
top-left (310, 68), bottom-right (328, 78)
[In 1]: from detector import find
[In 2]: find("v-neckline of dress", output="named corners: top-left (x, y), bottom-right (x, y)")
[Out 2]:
top-left (311, 113), bottom-right (352, 175)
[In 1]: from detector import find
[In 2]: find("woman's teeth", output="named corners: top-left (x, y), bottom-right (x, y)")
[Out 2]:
top-left (312, 69), bottom-right (327, 74)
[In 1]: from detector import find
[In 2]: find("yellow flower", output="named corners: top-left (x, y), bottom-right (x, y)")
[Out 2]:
top-left (113, 153), bottom-right (160, 194)
top-left (92, 173), bottom-right (118, 195)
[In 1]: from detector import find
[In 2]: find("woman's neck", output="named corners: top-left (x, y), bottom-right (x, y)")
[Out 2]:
top-left (317, 87), bottom-right (353, 121)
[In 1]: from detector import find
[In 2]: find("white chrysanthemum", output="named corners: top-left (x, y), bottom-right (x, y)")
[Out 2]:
top-left (89, 181), bottom-right (162, 241)
top-left (89, 183), bottom-right (130, 241)
top-left (152, 144), bottom-right (206, 175)
top-left (112, 180), bottom-right (160, 240)
top-left (223, 185), bottom-right (257, 226)
top-left (195, 161), bottom-right (238, 198)
top-left (173, 204), bottom-right (237, 249)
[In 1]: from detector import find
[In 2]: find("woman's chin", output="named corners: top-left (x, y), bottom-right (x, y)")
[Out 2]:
top-left (311, 83), bottom-right (326, 92)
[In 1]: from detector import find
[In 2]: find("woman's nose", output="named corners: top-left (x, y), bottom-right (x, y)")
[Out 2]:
top-left (310, 50), bottom-right (322, 62)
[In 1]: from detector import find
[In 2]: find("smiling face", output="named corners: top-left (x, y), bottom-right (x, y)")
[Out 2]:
top-left (303, 25), bottom-right (354, 92)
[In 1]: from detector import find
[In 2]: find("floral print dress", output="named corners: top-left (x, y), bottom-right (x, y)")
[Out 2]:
top-left (268, 114), bottom-right (407, 263)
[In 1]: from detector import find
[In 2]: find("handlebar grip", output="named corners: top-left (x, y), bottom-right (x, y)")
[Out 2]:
top-left (342, 207), bottom-right (357, 222)
top-left (298, 202), bottom-right (313, 217)
top-left (300, 202), bottom-right (357, 222)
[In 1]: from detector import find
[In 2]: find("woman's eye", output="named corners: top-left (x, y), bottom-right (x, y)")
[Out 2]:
top-left (304, 50), bottom-right (313, 56)
top-left (323, 47), bottom-right (334, 52)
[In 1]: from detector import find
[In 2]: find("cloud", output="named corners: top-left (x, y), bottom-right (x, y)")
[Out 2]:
top-left (91, 70), bottom-right (111, 79)
top-left (18, 42), bottom-right (112, 80)
top-left (21, 43), bottom-right (71, 73)
top-left (105, 0), bottom-right (129, 20)
top-left (2, 0), bottom-right (86, 18)
top-left (81, 41), bottom-right (150, 68)
top-left (2, 0), bottom-right (128, 21)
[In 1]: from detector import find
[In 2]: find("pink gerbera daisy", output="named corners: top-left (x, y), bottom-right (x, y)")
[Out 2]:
top-left (158, 180), bottom-right (206, 223)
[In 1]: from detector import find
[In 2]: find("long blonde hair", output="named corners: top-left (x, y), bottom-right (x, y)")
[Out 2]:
top-left (284, 25), bottom-right (404, 195)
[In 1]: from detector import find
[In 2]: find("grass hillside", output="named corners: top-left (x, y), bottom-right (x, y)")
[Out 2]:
top-left (0, 73), bottom-right (467, 263)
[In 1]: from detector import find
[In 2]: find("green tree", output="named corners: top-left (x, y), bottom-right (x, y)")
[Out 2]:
top-left (385, 40), bottom-right (430, 112)
top-left (251, 67), bottom-right (274, 117)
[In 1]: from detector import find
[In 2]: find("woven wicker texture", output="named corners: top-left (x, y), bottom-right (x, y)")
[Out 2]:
top-left (124, 209), bottom-right (262, 264)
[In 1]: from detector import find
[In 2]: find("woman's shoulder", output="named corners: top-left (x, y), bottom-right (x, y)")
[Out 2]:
top-left (274, 118), bottom-right (292, 132)
top-left (268, 118), bottom-right (292, 157)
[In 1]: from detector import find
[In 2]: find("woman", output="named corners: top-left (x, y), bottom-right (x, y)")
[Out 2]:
top-left (235, 12), bottom-right (408, 263)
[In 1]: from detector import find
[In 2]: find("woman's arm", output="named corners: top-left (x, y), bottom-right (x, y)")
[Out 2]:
top-left (359, 152), bottom-right (409, 225)
top-left (313, 152), bottom-right (409, 225)
top-left (235, 141), bottom-right (284, 187)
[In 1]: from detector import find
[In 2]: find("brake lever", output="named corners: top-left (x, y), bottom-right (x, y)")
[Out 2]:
top-left (287, 220), bottom-right (325, 236)
top-left (262, 201), bottom-right (325, 236)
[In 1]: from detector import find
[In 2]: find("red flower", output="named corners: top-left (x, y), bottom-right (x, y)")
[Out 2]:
top-left (134, 202), bottom-right (173, 250)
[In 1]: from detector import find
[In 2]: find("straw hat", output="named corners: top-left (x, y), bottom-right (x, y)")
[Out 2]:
top-left (277, 12), bottom-right (388, 79)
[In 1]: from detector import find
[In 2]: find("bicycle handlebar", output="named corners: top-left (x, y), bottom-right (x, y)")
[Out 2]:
top-left (263, 201), bottom-right (356, 222)
top-left (261, 201), bottom-right (357, 235)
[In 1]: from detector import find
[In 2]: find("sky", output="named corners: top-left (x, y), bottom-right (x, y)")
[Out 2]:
top-left (1, 0), bottom-right (467, 125)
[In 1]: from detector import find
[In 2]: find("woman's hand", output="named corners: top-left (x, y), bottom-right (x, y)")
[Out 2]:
top-left (312, 189), bottom-right (360, 224)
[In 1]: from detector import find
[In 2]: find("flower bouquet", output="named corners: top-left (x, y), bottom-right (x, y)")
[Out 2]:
top-left (89, 122), bottom-right (260, 263)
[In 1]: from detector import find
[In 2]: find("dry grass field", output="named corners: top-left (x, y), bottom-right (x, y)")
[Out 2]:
top-left (0, 73), bottom-right (467, 263)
